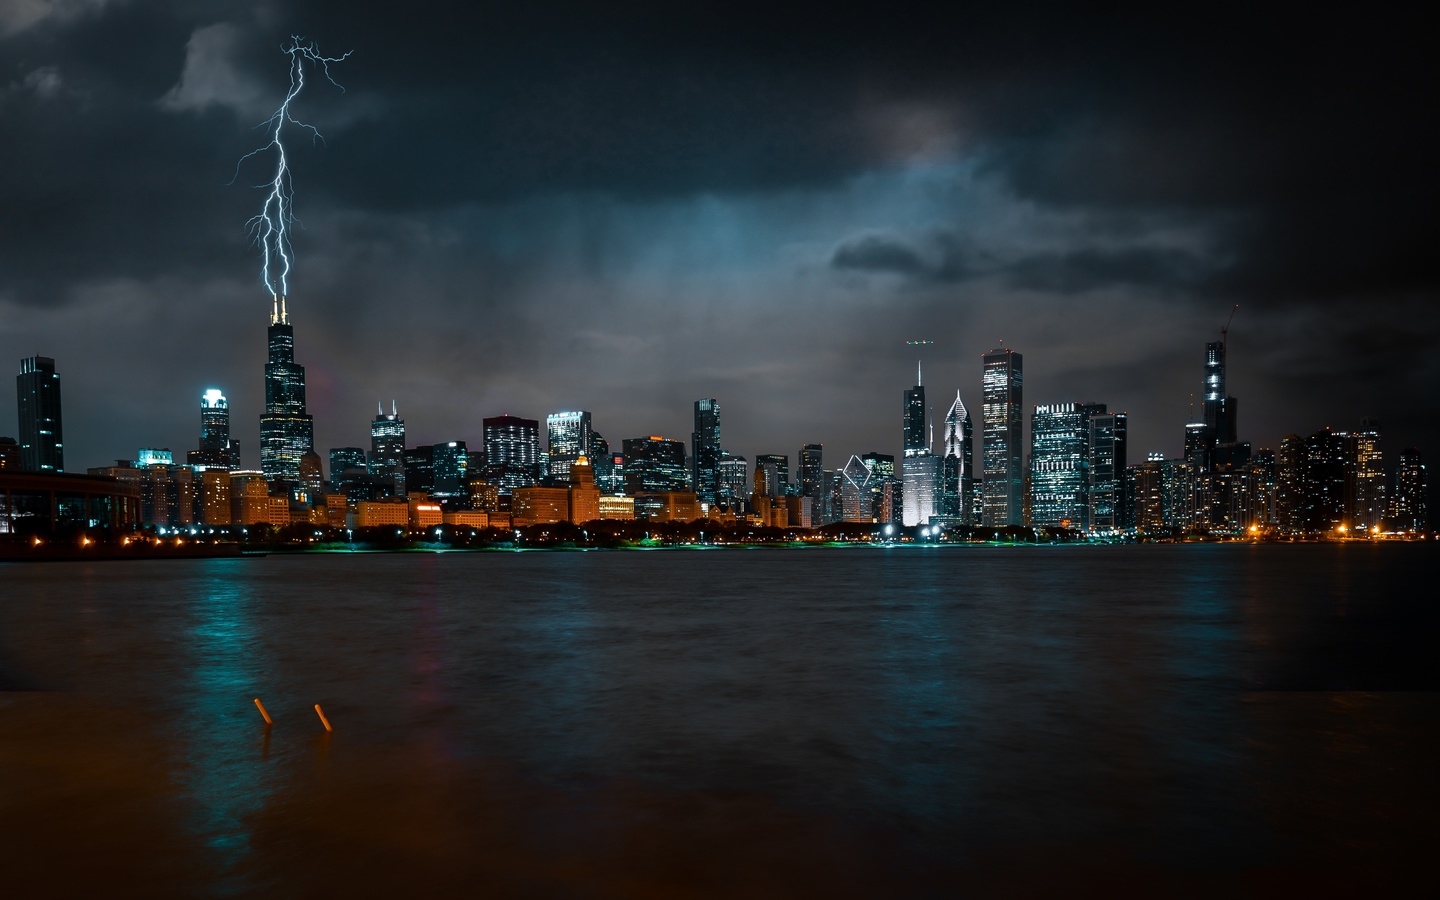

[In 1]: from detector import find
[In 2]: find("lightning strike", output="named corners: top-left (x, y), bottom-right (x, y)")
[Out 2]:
top-left (232, 36), bottom-right (351, 323)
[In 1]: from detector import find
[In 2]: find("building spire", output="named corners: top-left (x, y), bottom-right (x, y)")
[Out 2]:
top-left (917, 359), bottom-right (923, 387)
top-left (392, 399), bottom-right (397, 417)
top-left (279, 294), bottom-right (288, 325)
top-left (378, 400), bottom-right (383, 416)
top-left (270, 293), bottom-right (279, 325)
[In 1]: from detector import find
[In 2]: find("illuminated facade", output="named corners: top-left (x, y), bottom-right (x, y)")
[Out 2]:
top-left (258, 312), bottom-right (313, 488)
top-left (17, 355), bottom-right (64, 473)
top-left (623, 436), bottom-right (689, 495)
top-left (903, 362), bottom-right (928, 458)
top-left (512, 485), bottom-right (569, 525)
top-left (298, 450), bottom-right (323, 502)
top-left (798, 444), bottom-right (823, 500)
top-left (755, 454), bottom-right (789, 497)
top-left (188, 389), bottom-right (240, 471)
top-left (982, 348), bottom-right (1023, 526)
top-left (568, 457), bottom-right (601, 524)
top-left (939, 391), bottom-right (974, 526)
top-left (329, 447), bottom-right (368, 493)
top-left (1392, 448), bottom-right (1427, 533)
top-left (432, 441), bottom-right (469, 501)
top-left (861, 452), bottom-right (898, 523)
top-left (369, 403), bottom-right (406, 496)
top-left (1087, 412), bottom-right (1128, 531)
top-left (546, 411), bottom-right (593, 481)
top-left (691, 399), bottom-right (721, 505)
top-left (1353, 418), bottom-right (1385, 530)
top-left (598, 495), bottom-right (635, 520)
top-left (717, 452), bottom-right (748, 509)
top-left (1029, 402), bottom-right (1104, 529)
top-left (484, 415), bottom-right (541, 493)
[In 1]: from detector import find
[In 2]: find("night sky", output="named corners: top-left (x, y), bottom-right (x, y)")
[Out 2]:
top-left (2, 2), bottom-right (1436, 483)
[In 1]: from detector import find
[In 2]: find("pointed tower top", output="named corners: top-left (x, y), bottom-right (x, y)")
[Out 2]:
top-left (378, 400), bottom-right (383, 416)
top-left (392, 399), bottom-right (397, 417)
top-left (917, 360), bottom-right (923, 387)
top-left (270, 293), bottom-right (279, 325)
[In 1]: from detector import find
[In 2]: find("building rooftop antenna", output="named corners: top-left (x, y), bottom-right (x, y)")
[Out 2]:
top-left (1221, 304), bottom-right (1239, 352)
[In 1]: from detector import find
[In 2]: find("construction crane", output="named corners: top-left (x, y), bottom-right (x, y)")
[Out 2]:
top-left (1221, 304), bottom-right (1239, 351)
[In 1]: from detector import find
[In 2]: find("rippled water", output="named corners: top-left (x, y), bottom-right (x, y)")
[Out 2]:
top-left (2, 545), bottom-right (1435, 896)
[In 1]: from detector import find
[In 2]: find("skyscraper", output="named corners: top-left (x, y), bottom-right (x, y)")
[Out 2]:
top-left (258, 303), bottom-right (313, 488)
top-left (1087, 412), bottom-right (1128, 531)
top-left (1393, 448), bottom-right (1427, 533)
top-left (1353, 418), bottom-right (1385, 530)
top-left (903, 362), bottom-right (927, 458)
top-left (717, 451), bottom-right (749, 509)
top-left (1203, 340), bottom-right (1238, 446)
top-left (369, 402), bottom-right (406, 496)
top-left (188, 388), bottom-right (240, 471)
top-left (484, 415), bottom-right (541, 493)
top-left (691, 399), bottom-right (721, 505)
top-left (432, 441), bottom-right (470, 501)
top-left (755, 454), bottom-right (789, 497)
top-left (329, 447), bottom-right (367, 494)
top-left (1029, 402), bottom-right (1104, 529)
top-left (17, 356), bottom-right (63, 473)
top-left (798, 444), bottom-right (823, 499)
top-left (982, 348), bottom-right (1023, 526)
top-left (940, 390), bottom-right (974, 525)
top-left (546, 411), bottom-right (593, 481)
top-left (622, 436), bottom-right (689, 495)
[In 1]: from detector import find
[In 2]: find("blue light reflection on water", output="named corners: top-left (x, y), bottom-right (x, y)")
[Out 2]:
top-left (2, 543), bottom-right (1435, 889)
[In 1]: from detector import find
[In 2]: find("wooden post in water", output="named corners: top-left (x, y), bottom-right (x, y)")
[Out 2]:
top-left (253, 698), bottom-right (273, 727)
top-left (314, 703), bottom-right (333, 732)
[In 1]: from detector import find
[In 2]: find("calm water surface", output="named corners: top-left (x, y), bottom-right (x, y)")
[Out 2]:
top-left (2, 544), bottom-right (1435, 897)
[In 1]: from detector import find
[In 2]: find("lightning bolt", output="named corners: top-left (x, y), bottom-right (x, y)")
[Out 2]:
top-left (232, 36), bottom-right (350, 322)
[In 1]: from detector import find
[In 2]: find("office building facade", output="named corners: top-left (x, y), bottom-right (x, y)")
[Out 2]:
top-left (982, 348), bottom-right (1023, 526)
top-left (17, 355), bottom-right (63, 473)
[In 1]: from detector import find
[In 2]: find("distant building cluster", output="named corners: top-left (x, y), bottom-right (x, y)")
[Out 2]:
top-left (1, 314), bottom-right (1431, 540)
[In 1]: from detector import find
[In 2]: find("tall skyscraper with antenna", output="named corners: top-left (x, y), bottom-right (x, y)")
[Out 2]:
top-left (370, 401), bottom-right (406, 496)
top-left (258, 297), bottom-right (313, 489)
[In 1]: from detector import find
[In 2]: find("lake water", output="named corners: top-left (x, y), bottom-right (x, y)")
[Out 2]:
top-left (2, 545), bottom-right (1435, 897)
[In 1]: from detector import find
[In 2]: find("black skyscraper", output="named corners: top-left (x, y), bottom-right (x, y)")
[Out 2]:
top-left (903, 362), bottom-right (927, 458)
top-left (691, 399), bottom-right (721, 505)
top-left (17, 356), bottom-right (63, 473)
top-left (259, 300), bottom-right (313, 486)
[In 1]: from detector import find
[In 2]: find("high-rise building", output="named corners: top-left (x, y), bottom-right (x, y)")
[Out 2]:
top-left (17, 356), bottom-right (63, 473)
top-left (755, 454), bottom-right (789, 497)
top-left (258, 303), bottom-right (314, 489)
top-left (546, 411), bottom-right (593, 481)
top-left (1087, 412), bottom-right (1128, 531)
top-left (432, 441), bottom-right (469, 501)
top-left (903, 362), bottom-right (928, 458)
top-left (982, 348), bottom-right (1023, 526)
top-left (1029, 402), bottom-right (1104, 529)
top-left (298, 450), bottom-right (324, 502)
top-left (1353, 418), bottom-right (1385, 531)
top-left (1392, 448), bottom-right (1427, 533)
top-left (187, 388), bottom-right (241, 471)
top-left (329, 447), bottom-right (367, 493)
top-left (717, 451), bottom-right (748, 509)
top-left (1133, 454), bottom-right (1166, 532)
top-left (622, 436), bottom-right (689, 495)
top-left (939, 391), bottom-right (974, 525)
top-left (861, 452), bottom-right (898, 523)
top-left (1275, 434), bottom-right (1305, 534)
top-left (404, 445), bottom-right (435, 496)
top-left (483, 415), bottom-right (541, 493)
top-left (839, 455), bottom-right (875, 522)
top-left (1203, 340), bottom-right (1238, 446)
top-left (691, 399), bottom-right (722, 505)
top-left (370, 402), bottom-right (406, 496)
top-left (1298, 427), bottom-right (1353, 534)
top-left (0, 436), bottom-right (20, 470)
top-left (798, 444), bottom-right (823, 499)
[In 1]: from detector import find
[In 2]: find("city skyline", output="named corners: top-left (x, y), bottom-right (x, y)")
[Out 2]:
top-left (2, 4), bottom-right (1436, 481)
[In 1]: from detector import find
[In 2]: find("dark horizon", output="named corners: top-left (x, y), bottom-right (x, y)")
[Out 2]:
top-left (2, 3), bottom-right (1436, 478)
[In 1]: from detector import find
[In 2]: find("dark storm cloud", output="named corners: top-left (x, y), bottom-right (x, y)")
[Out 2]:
top-left (1, 0), bottom-right (1436, 494)
top-left (830, 231), bottom-right (970, 283)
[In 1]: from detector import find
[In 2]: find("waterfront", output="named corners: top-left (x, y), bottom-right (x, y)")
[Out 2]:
top-left (2, 545), bottom-right (1434, 896)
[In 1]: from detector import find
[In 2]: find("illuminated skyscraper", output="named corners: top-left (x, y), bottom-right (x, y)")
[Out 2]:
top-left (1353, 417), bottom-right (1385, 530)
top-left (329, 447), bottom-right (367, 493)
top-left (258, 304), bottom-right (313, 488)
top-left (1029, 402), bottom-right (1104, 529)
top-left (1087, 412), bottom-right (1128, 531)
top-left (546, 411), bottom-right (593, 481)
top-left (982, 348), bottom-right (1023, 526)
top-left (691, 399), bottom-right (721, 505)
top-left (1203, 341), bottom-right (1237, 446)
top-left (1392, 448), bottom-right (1427, 533)
top-left (755, 454), bottom-right (789, 496)
top-left (940, 390), bottom-right (974, 525)
top-left (484, 415), bottom-right (541, 493)
top-left (717, 451), bottom-right (748, 509)
top-left (432, 441), bottom-right (469, 501)
top-left (903, 362), bottom-right (927, 458)
top-left (798, 444), bottom-right (823, 499)
top-left (370, 402), bottom-right (406, 496)
top-left (622, 436), bottom-right (689, 495)
top-left (16, 355), bottom-right (63, 473)
top-left (188, 388), bottom-right (240, 471)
